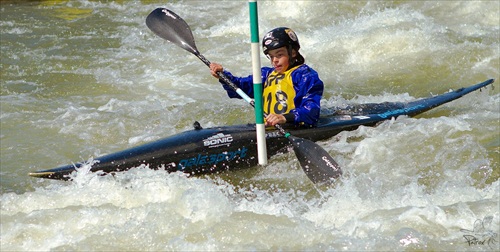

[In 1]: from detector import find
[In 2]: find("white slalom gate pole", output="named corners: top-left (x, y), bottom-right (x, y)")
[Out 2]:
top-left (249, 0), bottom-right (267, 165)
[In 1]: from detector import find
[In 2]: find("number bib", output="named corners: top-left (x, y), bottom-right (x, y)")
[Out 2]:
top-left (263, 65), bottom-right (300, 115)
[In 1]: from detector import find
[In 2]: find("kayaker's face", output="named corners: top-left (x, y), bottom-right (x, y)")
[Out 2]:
top-left (267, 47), bottom-right (295, 74)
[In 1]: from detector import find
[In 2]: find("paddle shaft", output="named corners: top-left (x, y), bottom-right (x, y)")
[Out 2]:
top-left (194, 52), bottom-right (294, 137)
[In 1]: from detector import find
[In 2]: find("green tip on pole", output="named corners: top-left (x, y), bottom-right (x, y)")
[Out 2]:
top-left (249, 1), bottom-right (259, 43)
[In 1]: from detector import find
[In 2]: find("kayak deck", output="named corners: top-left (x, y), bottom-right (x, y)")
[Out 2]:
top-left (29, 79), bottom-right (495, 180)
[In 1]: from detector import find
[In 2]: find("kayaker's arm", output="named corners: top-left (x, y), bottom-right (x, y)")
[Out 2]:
top-left (289, 65), bottom-right (323, 126)
top-left (219, 70), bottom-right (255, 99)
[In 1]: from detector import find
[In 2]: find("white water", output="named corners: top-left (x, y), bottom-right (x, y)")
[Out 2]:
top-left (1, 1), bottom-right (499, 251)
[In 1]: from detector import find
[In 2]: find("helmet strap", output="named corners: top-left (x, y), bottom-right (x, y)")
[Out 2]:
top-left (288, 45), bottom-right (300, 68)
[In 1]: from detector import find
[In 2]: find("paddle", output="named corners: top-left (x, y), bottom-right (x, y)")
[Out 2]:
top-left (146, 8), bottom-right (342, 184)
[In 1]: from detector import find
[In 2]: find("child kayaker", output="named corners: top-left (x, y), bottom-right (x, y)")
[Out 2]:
top-left (209, 27), bottom-right (324, 127)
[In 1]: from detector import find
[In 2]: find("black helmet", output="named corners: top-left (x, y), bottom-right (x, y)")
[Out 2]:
top-left (262, 27), bottom-right (300, 55)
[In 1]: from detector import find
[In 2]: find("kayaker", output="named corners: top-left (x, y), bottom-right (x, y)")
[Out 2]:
top-left (210, 27), bottom-right (324, 127)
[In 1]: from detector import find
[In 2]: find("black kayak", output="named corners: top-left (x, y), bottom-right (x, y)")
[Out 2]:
top-left (29, 79), bottom-right (495, 180)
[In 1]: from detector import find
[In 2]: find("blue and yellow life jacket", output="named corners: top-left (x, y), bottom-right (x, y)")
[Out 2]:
top-left (219, 64), bottom-right (324, 126)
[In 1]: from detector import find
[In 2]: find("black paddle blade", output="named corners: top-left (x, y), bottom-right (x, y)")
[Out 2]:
top-left (146, 8), bottom-right (198, 54)
top-left (288, 135), bottom-right (342, 184)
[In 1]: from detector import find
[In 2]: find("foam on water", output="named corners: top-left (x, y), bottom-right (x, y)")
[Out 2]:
top-left (1, 0), bottom-right (498, 250)
top-left (1, 162), bottom-right (498, 250)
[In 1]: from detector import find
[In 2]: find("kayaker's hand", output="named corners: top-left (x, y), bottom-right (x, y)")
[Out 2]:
top-left (265, 114), bottom-right (286, 126)
top-left (210, 63), bottom-right (223, 78)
